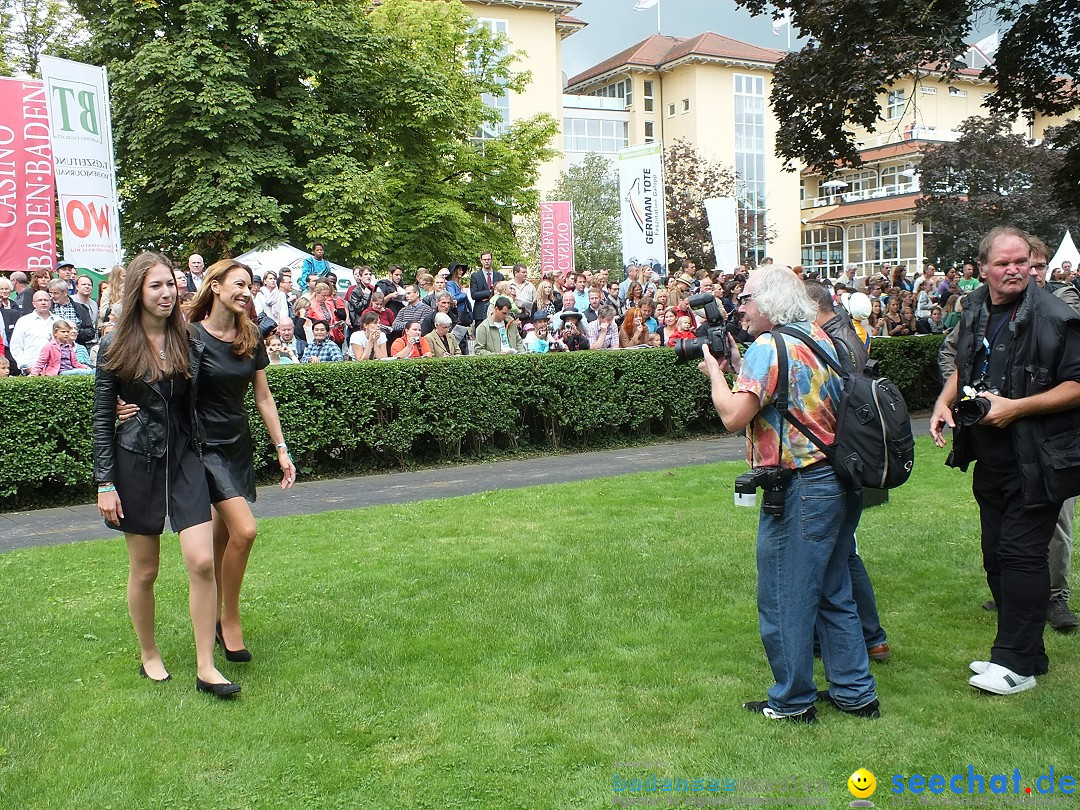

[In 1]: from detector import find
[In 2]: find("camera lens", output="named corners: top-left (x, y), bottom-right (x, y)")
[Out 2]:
top-left (762, 487), bottom-right (785, 516)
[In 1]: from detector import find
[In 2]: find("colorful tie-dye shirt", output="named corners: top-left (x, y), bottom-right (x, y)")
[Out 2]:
top-left (734, 322), bottom-right (843, 469)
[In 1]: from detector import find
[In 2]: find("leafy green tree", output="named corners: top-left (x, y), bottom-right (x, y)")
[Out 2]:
top-left (1, 0), bottom-right (85, 77)
top-left (915, 114), bottom-right (1080, 264)
top-left (734, 0), bottom-right (1080, 205)
top-left (71, 0), bottom-right (556, 266)
top-left (547, 153), bottom-right (621, 272)
top-left (663, 139), bottom-right (738, 272)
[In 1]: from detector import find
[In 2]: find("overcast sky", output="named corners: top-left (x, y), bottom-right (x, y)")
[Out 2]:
top-left (561, 0), bottom-right (794, 82)
top-left (560, 0), bottom-right (995, 83)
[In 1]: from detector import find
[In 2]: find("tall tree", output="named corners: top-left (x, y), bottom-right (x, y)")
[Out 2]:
top-left (663, 139), bottom-right (737, 272)
top-left (1, 0), bottom-right (85, 76)
top-left (915, 114), bottom-right (1080, 264)
top-left (547, 153), bottom-right (621, 272)
top-left (733, 0), bottom-right (1080, 206)
top-left (71, 0), bottom-right (556, 266)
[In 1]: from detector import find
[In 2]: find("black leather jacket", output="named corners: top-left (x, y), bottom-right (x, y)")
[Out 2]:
top-left (92, 331), bottom-right (204, 485)
top-left (952, 278), bottom-right (1080, 507)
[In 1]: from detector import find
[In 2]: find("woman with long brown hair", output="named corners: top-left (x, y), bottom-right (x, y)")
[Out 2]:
top-left (185, 259), bottom-right (295, 663)
top-left (93, 252), bottom-right (239, 697)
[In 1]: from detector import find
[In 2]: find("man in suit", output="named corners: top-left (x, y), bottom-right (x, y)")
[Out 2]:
top-left (276, 317), bottom-right (306, 361)
top-left (470, 250), bottom-right (504, 326)
top-left (185, 254), bottom-right (206, 292)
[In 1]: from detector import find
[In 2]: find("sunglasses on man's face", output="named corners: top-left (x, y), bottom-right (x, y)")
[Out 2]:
top-left (737, 292), bottom-right (754, 304)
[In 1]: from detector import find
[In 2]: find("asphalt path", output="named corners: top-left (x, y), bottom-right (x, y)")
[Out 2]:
top-left (0, 415), bottom-right (934, 554)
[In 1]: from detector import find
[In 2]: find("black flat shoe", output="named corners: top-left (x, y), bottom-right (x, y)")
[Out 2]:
top-left (139, 664), bottom-right (171, 683)
top-left (195, 677), bottom-right (241, 698)
top-left (216, 621), bottom-right (253, 663)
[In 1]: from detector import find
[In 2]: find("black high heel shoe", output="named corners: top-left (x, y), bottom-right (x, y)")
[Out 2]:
top-left (139, 664), bottom-right (172, 683)
top-left (195, 677), bottom-right (241, 698)
top-left (216, 621), bottom-right (253, 663)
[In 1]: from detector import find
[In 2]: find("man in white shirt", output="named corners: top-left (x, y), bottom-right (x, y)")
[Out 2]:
top-left (9, 291), bottom-right (58, 372)
top-left (186, 254), bottom-right (206, 291)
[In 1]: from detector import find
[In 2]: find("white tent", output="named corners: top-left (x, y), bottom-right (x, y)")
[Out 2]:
top-left (233, 243), bottom-right (352, 294)
top-left (1049, 231), bottom-right (1080, 277)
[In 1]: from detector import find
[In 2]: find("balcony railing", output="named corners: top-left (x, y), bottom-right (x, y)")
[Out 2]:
top-left (801, 180), bottom-right (921, 209)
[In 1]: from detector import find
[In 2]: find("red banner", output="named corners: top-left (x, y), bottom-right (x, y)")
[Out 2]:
top-left (539, 201), bottom-right (574, 279)
top-left (0, 78), bottom-right (56, 275)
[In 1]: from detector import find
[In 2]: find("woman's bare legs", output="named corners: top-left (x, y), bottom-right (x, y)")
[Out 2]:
top-left (212, 497), bottom-right (259, 651)
top-left (178, 520), bottom-right (232, 683)
top-left (125, 533), bottom-right (167, 679)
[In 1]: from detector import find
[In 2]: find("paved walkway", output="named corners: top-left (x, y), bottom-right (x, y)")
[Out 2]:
top-left (0, 436), bottom-right (747, 553)
top-left (1, 414), bottom-right (933, 554)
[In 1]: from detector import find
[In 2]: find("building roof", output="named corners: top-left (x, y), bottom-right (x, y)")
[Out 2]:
top-left (809, 193), bottom-right (921, 223)
top-left (566, 32), bottom-right (784, 90)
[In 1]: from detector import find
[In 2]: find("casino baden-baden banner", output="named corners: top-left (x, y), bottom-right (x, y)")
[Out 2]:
top-left (539, 201), bottom-right (574, 278)
top-left (0, 78), bottom-right (56, 275)
top-left (39, 55), bottom-right (122, 268)
top-left (618, 142), bottom-right (667, 273)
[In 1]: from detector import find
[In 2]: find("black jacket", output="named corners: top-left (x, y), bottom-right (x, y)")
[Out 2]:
top-left (92, 332), bottom-right (203, 485)
top-left (951, 278), bottom-right (1080, 507)
top-left (470, 268), bottom-right (504, 324)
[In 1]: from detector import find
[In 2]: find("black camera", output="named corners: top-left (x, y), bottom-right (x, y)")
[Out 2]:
top-left (734, 466), bottom-right (791, 515)
top-left (951, 383), bottom-right (998, 427)
top-left (673, 293), bottom-right (730, 363)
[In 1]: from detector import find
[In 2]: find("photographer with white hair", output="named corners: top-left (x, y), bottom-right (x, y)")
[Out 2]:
top-left (698, 265), bottom-right (879, 724)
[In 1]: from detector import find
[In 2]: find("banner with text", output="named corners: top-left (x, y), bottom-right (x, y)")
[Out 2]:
top-left (40, 55), bottom-right (121, 267)
top-left (0, 78), bottom-right (56, 275)
top-left (539, 201), bottom-right (574, 279)
top-left (618, 142), bottom-right (667, 274)
top-left (704, 197), bottom-right (739, 272)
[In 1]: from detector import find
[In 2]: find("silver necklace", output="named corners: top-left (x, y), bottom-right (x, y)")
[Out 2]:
top-left (158, 348), bottom-right (166, 360)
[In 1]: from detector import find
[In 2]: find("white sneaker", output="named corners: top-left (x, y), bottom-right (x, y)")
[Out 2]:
top-left (969, 661), bottom-right (990, 675)
top-left (968, 663), bottom-right (1036, 695)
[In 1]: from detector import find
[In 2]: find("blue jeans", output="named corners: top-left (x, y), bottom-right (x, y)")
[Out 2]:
top-left (756, 466), bottom-right (877, 714)
top-left (850, 547), bottom-right (887, 648)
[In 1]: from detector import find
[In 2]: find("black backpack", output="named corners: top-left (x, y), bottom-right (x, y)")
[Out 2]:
top-left (773, 325), bottom-right (915, 493)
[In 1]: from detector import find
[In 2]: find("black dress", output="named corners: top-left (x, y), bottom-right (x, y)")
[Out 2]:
top-left (192, 323), bottom-right (270, 503)
top-left (111, 375), bottom-right (211, 535)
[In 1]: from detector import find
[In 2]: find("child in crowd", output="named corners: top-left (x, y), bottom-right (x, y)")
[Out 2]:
top-left (266, 335), bottom-right (298, 364)
top-left (666, 315), bottom-right (696, 348)
top-left (30, 320), bottom-right (92, 376)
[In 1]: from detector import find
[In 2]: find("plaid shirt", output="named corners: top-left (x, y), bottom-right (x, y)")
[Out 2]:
top-left (585, 319), bottom-right (619, 349)
top-left (301, 338), bottom-right (343, 363)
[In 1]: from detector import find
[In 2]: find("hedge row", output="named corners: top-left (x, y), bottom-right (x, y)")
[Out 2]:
top-left (0, 337), bottom-right (944, 511)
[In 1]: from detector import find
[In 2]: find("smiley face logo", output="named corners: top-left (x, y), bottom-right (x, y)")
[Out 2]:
top-left (848, 768), bottom-right (877, 799)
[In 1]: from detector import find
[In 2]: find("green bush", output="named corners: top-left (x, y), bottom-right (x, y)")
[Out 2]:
top-left (0, 340), bottom-right (945, 511)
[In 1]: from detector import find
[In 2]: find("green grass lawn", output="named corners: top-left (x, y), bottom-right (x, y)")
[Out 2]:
top-left (2, 437), bottom-right (1077, 809)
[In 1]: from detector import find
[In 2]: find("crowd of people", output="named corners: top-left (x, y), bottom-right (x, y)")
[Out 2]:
top-left (14, 242), bottom-right (1074, 379)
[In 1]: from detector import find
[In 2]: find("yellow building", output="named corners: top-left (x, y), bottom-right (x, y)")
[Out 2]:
top-left (460, 0), bottom-right (586, 192)
top-left (565, 33), bottom-right (801, 268)
top-left (799, 48), bottom-right (1078, 276)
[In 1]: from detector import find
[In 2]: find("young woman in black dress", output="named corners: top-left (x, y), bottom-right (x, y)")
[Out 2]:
top-left (185, 259), bottom-right (295, 662)
top-left (93, 252), bottom-right (239, 697)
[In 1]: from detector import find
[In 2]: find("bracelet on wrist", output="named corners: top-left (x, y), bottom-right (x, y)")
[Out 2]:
top-left (98, 485), bottom-right (116, 493)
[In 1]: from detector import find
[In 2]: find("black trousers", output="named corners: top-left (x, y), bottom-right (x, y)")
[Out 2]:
top-left (972, 463), bottom-right (1061, 676)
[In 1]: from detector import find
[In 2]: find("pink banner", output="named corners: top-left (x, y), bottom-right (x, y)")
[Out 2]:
top-left (0, 78), bottom-right (56, 275)
top-left (540, 201), bottom-right (574, 278)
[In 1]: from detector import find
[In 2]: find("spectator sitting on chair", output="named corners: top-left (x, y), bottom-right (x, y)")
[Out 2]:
top-left (266, 334), bottom-right (299, 365)
top-left (29, 319), bottom-right (93, 376)
top-left (426, 313), bottom-right (462, 358)
top-left (558, 309), bottom-right (590, 351)
top-left (300, 321), bottom-right (343, 363)
top-left (276, 316), bottom-right (307, 360)
top-left (390, 320), bottom-right (433, 359)
top-left (350, 311), bottom-right (389, 360)
top-left (586, 305), bottom-right (619, 349)
top-left (48, 279), bottom-right (96, 346)
top-left (927, 305), bottom-right (946, 334)
top-left (475, 296), bottom-right (523, 355)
